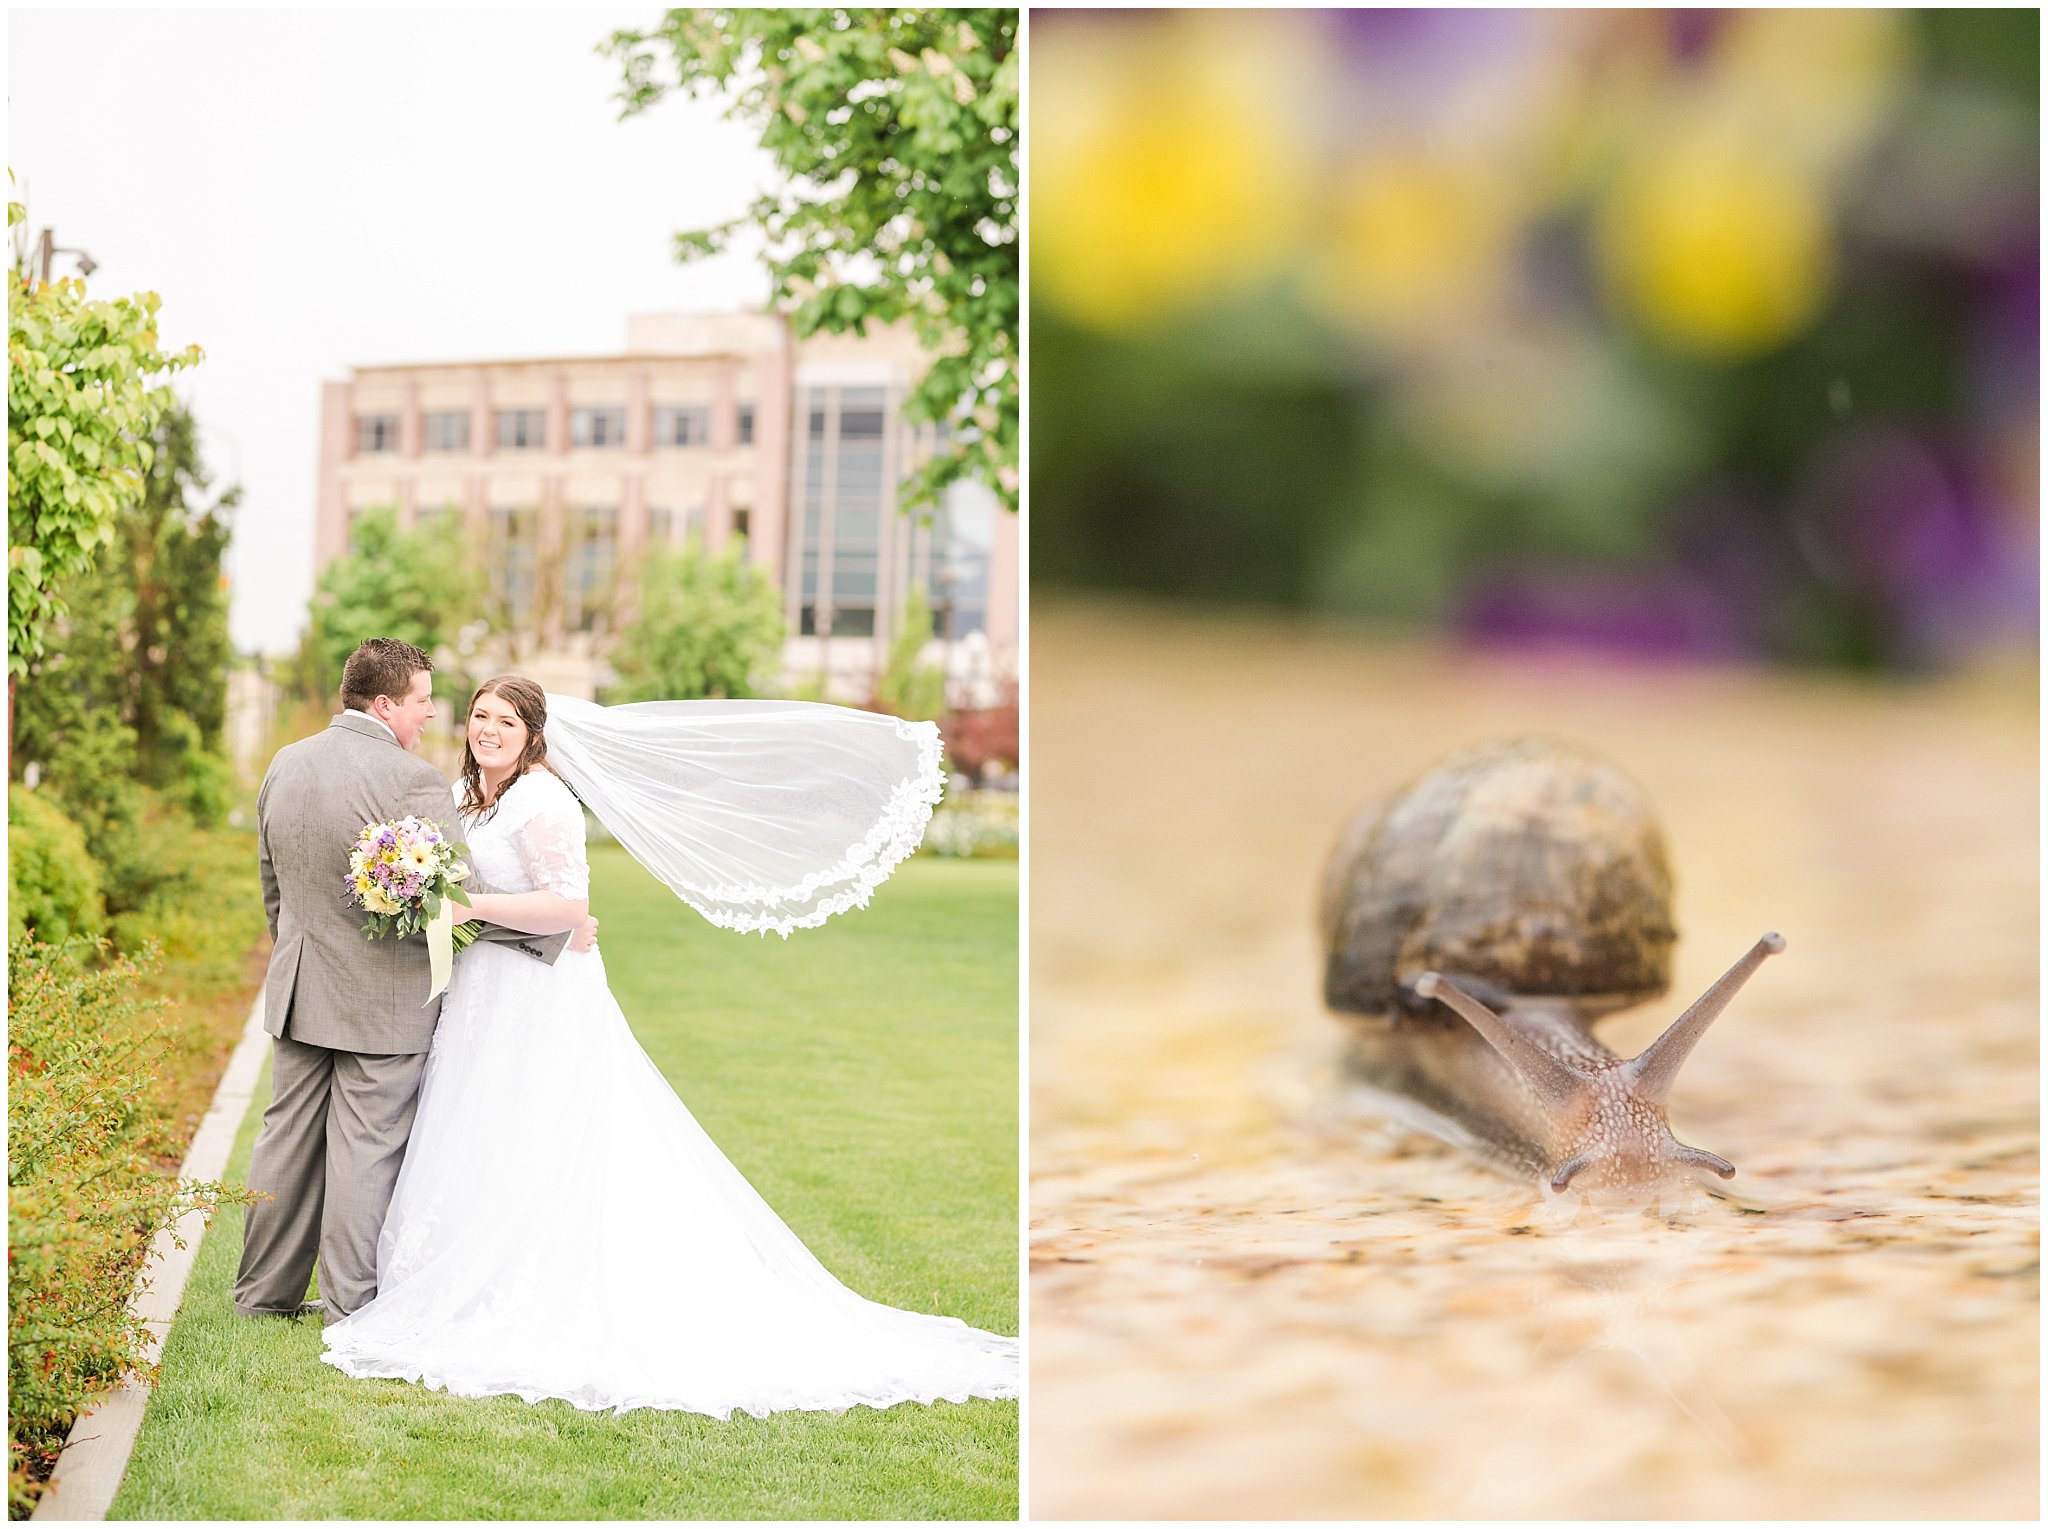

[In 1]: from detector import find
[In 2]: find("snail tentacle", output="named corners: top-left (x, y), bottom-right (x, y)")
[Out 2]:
top-left (1549, 1153), bottom-right (1595, 1192)
top-left (1415, 971), bottom-right (1584, 1112)
top-left (1624, 933), bottom-right (1787, 1106)
top-left (1668, 1143), bottom-right (1738, 1180)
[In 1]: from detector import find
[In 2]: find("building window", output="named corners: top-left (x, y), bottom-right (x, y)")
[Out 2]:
top-left (736, 403), bottom-right (755, 445)
top-left (840, 404), bottom-right (885, 440)
top-left (654, 405), bottom-right (710, 447)
top-left (489, 507), bottom-right (539, 627)
top-left (732, 507), bottom-right (751, 556)
top-left (355, 414), bottom-right (399, 453)
top-left (795, 385), bottom-right (890, 640)
top-left (571, 406), bottom-right (626, 448)
top-left (646, 505), bottom-right (673, 551)
top-left (564, 507), bottom-right (618, 633)
top-left (911, 479), bottom-right (994, 642)
top-left (423, 411), bottom-right (469, 452)
top-left (496, 408), bottom-right (546, 450)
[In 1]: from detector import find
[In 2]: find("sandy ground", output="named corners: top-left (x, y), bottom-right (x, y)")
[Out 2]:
top-left (1028, 598), bottom-right (2037, 1520)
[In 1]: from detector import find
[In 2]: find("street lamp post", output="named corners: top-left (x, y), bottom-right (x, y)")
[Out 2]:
top-left (33, 229), bottom-right (97, 284)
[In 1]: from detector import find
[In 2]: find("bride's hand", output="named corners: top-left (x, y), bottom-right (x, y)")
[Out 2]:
top-left (569, 913), bottom-right (600, 953)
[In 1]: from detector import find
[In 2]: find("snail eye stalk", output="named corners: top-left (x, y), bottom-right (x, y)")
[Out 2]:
top-left (1624, 933), bottom-right (1785, 1106)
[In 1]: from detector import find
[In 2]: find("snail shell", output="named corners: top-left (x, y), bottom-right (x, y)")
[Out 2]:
top-left (1320, 738), bottom-right (1782, 1195)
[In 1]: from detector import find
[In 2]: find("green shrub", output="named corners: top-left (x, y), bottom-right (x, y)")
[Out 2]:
top-left (149, 712), bottom-right (233, 828)
top-left (874, 585), bottom-right (947, 723)
top-left (7, 938), bottom-right (255, 1516)
top-left (31, 703), bottom-right (145, 881)
top-left (7, 788), bottom-right (105, 945)
top-left (920, 793), bottom-right (1021, 859)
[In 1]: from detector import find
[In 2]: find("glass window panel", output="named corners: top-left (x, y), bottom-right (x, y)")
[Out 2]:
top-left (495, 408), bottom-right (546, 450)
top-left (354, 414), bottom-right (399, 453)
top-left (488, 507), bottom-right (538, 626)
top-left (571, 407), bottom-right (626, 448)
top-left (564, 507), bottom-right (618, 633)
top-left (423, 411), bottom-right (469, 452)
top-left (831, 569), bottom-right (877, 602)
top-left (829, 607), bottom-right (876, 637)
top-left (654, 405), bottom-right (710, 447)
top-left (736, 403), bottom-right (755, 445)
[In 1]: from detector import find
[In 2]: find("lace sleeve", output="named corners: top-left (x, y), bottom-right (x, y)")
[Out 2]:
top-left (509, 775), bottom-right (590, 900)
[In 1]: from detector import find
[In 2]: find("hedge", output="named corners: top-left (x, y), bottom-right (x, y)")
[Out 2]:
top-left (7, 938), bottom-right (254, 1516)
top-left (8, 787), bottom-right (105, 946)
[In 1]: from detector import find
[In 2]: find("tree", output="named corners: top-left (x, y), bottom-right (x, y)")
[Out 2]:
top-left (125, 405), bottom-right (234, 770)
top-left (873, 583), bottom-right (946, 722)
top-left (606, 541), bottom-right (785, 701)
top-left (8, 199), bottom-right (201, 688)
top-left (607, 10), bottom-right (1019, 513)
top-left (12, 400), bottom-right (236, 829)
top-left (289, 506), bottom-right (489, 710)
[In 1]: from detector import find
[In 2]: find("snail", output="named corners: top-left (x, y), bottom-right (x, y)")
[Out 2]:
top-left (1319, 737), bottom-right (1782, 1196)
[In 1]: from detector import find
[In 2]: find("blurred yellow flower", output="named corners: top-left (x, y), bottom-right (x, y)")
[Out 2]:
top-left (363, 887), bottom-right (400, 916)
top-left (1031, 14), bottom-right (1316, 329)
top-left (1318, 150), bottom-right (1518, 345)
top-left (1596, 133), bottom-right (1831, 358)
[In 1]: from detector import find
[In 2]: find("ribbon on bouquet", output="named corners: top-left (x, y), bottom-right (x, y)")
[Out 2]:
top-left (424, 898), bottom-right (458, 1005)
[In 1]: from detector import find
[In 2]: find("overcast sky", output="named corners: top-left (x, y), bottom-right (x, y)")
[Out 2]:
top-left (10, 7), bottom-right (777, 654)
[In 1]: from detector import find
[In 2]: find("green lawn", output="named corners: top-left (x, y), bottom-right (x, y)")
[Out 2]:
top-left (111, 849), bottom-right (1018, 1521)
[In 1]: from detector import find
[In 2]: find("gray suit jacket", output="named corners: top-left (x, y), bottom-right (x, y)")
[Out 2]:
top-left (257, 713), bottom-right (567, 1054)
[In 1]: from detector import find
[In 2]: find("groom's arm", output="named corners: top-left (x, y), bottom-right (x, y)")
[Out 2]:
top-left (393, 777), bottom-right (573, 970)
top-left (256, 769), bottom-right (280, 941)
top-left (392, 770), bottom-right (569, 966)
top-left (462, 908), bottom-right (571, 965)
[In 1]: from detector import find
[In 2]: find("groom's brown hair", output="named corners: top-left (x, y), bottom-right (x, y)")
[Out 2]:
top-left (340, 638), bottom-right (434, 713)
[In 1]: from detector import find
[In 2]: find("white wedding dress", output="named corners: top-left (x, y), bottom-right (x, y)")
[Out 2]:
top-left (321, 769), bottom-right (1019, 1417)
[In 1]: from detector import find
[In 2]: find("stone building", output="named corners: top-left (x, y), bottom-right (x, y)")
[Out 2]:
top-left (313, 311), bottom-right (1018, 704)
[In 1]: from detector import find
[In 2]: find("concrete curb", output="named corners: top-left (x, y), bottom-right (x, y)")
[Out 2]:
top-left (32, 992), bottom-right (271, 1522)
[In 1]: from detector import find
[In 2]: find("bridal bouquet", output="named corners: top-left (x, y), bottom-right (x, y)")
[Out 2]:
top-left (344, 816), bottom-right (478, 1001)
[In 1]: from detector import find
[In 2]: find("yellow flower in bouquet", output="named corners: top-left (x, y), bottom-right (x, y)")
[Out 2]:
top-left (344, 815), bottom-right (478, 1002)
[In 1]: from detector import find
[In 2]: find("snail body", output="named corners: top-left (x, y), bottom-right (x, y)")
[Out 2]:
top-left (1320, 738), bottom-right (1782, 1195)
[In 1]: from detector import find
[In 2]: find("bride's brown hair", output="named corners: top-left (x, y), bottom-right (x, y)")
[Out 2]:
top-left (458, 676), bottom-right (553, 821)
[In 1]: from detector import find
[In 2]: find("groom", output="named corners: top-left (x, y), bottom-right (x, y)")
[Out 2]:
top-left (233, 637), bottom-right (590, 1323)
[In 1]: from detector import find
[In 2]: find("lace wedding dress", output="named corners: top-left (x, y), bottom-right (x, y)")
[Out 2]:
top-left (321, 769), bottom-right (1019, 1417)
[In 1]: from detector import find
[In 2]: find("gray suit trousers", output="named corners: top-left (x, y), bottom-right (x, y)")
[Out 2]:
top-left (231, 1034), bottom-right (428, 1322)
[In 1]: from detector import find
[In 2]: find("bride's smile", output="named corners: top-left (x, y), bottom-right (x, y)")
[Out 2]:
top-left (466, 695), bottom-right (527, 794)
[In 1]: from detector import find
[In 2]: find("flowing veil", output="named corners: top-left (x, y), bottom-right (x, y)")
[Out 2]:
top-left (541, 694), bottom-right (945, 937)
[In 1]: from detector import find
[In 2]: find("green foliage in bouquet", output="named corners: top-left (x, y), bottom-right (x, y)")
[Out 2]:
top-left (7, 938), bottom-right (256, 1516)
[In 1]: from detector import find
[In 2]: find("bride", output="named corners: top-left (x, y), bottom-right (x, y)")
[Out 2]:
top-left (321, 676), bottom-right (1019, 1418)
